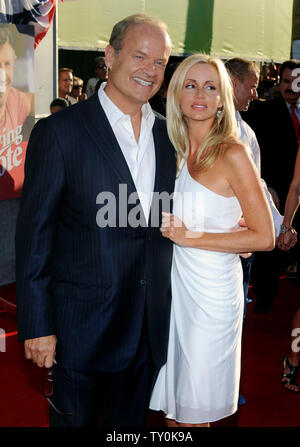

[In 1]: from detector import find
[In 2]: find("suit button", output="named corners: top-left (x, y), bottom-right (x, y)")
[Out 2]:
top-left (140, 279), bottom-right (147, 286)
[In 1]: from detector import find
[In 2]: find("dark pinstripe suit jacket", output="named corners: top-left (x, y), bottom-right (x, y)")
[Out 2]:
top-left (16, 94), bottom-right (176, 372)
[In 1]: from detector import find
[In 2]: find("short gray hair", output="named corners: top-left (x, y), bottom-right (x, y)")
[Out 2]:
top-left (109, 13), bottom-right (170, 54)
top-left (225, 57), bottom-right (259, 82)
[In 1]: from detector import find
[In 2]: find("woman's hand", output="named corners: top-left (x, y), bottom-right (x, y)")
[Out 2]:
top-left (160, 212), bottom-right (194, 246)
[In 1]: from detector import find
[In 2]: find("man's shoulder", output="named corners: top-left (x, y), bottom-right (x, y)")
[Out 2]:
top-left (238, 113), bottom-right (254, 131)
top-left (153, 109), bottom-right (166, 122)
top-left (239, 118), bottom-right (258, 145)
top-left (256, 95), bottom-right (285, 112)
top-left (242, 96), bottom-right (284, 128)
top-left (152, 111), bottom-right (171, 140)
top-left (86, 77), bottom-right (97, 86)
top-left (33, 95), bottom-right (102, 139)
top-left (53, 94), bottom-right (102, 121)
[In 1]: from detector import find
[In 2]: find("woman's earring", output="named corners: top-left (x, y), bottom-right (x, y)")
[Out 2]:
top-left (216, 108), bottom-right (222, 119)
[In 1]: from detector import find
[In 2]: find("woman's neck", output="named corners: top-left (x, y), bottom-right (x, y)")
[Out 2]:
top-left (186, 119), bottom-right (212, 156)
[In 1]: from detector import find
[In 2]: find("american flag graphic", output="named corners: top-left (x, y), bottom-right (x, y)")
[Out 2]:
top-left (0, 0), bottom-right (58, 47)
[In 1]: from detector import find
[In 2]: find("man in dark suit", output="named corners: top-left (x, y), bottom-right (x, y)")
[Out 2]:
top-left (243, 60), bottom-right (300, 313)
top-left (15, 14), bottom-right (175, 427)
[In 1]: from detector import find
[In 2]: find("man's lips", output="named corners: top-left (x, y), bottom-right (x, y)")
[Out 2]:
top-left (133, 77), bottom-right (153, 87)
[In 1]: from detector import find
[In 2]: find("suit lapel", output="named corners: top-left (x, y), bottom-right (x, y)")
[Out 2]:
top-left (152, 118), bottom-right (162, 196)
top-left (82, 94), bottom-right (152, 226)
top-left (81, 94), bottom-right (137, 198)
top-left (81, 95), bottom-right (173, 227)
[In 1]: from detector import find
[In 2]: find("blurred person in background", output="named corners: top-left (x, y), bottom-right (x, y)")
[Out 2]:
top-left (70, 76), bottom-right (87, 102)
top-left (86, 56), bottom-right (108, 97)
top-left (50, 97), bottom-right (68, 114)
top-left (58, 67), bottom-right (76, 105)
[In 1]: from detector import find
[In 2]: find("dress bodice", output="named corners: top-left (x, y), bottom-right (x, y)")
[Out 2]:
top-left (173, 161), bottom-right (242, 234)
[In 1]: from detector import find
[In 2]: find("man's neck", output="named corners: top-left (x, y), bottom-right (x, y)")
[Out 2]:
top-left (104, 84), bottom-right (143, 119)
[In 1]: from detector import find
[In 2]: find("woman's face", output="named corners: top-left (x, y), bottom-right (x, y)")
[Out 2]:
top-left (179, 63), bottom-right (223, 125)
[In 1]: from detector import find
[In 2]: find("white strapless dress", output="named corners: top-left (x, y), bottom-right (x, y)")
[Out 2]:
top-left (150, 161), bottom-right (244, 424)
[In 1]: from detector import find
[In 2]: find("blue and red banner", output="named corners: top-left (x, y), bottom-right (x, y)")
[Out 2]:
top-left (0, 0), bottom-right (57, 48)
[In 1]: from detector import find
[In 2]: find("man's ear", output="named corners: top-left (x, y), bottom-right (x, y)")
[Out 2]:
top-left (231, 76), bottom-right (239, 90)
top-left (105, 45), bottom-right (115, 71)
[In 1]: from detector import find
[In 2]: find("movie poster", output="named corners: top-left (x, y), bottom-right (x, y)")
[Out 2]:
top-left (0, 24), bottom-right (35, 201)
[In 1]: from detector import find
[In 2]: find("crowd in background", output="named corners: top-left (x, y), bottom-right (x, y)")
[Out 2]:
top-left (51, 57), bottom-right (284, 116)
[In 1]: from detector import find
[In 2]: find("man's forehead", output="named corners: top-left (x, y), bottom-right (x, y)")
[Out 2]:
top-left (60, 72), bottom-right (72, 79)
top-left (243, 71), bottom-right (258, 85)
top-left (123, 23), bottom-right (171, 49)
top-left (282, 67), bottom-right (300, 80)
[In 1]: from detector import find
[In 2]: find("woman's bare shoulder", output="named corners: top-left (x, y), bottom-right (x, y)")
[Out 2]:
top-left (221, 136), bottom-right (248, 162)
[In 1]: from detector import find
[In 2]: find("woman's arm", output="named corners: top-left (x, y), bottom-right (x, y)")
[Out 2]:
top-left (161, 143), bottom-right (275, 253)
top-left (277, 148), bottom-right (300, 250)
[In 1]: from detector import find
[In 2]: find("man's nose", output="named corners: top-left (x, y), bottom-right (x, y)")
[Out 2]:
top-left (144, 61), bottom-right (157, 75)
top-left (251, 89), bottom-right (258, 100)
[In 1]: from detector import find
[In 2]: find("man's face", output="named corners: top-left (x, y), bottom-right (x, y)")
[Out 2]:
top-left (59, 71), bottom-right (73, 97)
top-left (233, 70), bottom-right (259, 111)
top-left (95, 62), bottom-right (107, 81)
top-left (0, 42), bottom-right (15, 108)
top-left (279, 67), bottom-right (300, 105)
top-left (104, 23), bottom-right (171, 112)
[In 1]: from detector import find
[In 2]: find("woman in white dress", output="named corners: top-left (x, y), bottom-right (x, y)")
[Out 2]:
top-left (149, 54), bottom-right (275, 427)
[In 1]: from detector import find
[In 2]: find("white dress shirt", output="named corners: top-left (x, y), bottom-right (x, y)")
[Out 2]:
top-left (98, 82), bottom-right (156, 222)
top-left (235, 111), bottom-right (283, 236)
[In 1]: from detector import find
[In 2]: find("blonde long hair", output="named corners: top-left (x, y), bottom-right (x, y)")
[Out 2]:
top-left (166, 53), bottom-right (236, 171)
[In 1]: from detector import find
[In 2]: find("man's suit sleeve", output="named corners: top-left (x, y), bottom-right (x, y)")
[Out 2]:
top-left (16, 118), bottom-right (66, 341)
top-left (247, 121), bottom-right (283, 237)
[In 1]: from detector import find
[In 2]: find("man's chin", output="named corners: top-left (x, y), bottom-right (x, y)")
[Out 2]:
top-left (240, 103), bottom-right (250, 112)
top-left (283, 93), bottom-right (300, 104)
